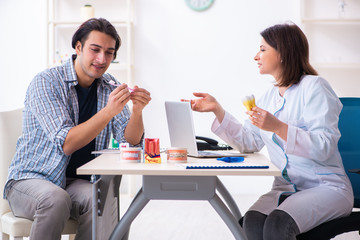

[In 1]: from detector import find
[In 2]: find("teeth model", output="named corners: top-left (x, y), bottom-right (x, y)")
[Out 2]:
top-left (242, 95), bottom-right (256, 111)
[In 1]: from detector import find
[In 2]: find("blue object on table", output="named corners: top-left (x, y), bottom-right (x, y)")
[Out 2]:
top-left (217, 157), bottom-right (244, 163)
top-left (185, 165), bottom-right (268, 169)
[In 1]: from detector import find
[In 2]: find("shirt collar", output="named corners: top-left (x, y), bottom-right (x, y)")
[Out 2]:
top-left (61, 54), bottom-right (78, 86)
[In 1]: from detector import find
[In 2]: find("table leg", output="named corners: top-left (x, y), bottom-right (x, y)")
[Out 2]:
top-left (109, 189), bottom-right (150, 240)
top-left (107, 175), bottom-right (247, 240)
top-left (92, 175), bottom-right (121, 240)
top-left (209, 194), bottom-right (248, 240)
top-left (118, 188), bottom-right (144, 240)
top-left (142, 175), bottom-right (247, 239)
top-left (216, 177), bottom-right (242, 220)
top-left (92, 178), bottom-right (99, 240)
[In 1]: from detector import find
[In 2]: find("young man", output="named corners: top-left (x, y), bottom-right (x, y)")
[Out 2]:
top-left (3, 18), bottom-right (151, 240)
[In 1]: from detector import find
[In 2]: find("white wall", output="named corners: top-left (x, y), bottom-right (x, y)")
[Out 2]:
top-left (135, 1), bottom-right (301, 149)
top-left (134, 0), bottom-right (300, 146)
top-left (134, 0), bottom-right (300, 193)
top-left (0, 0), bottom-right (47, 112)
top-left (0, 0), bottom-right (301, 194)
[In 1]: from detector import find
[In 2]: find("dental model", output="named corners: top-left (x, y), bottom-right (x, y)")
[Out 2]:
top-left (242, 95), bottom-right (256, 111)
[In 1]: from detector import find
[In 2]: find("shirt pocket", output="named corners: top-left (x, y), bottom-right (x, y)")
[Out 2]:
top-left (315, 166), bottom-right (345, 175)
top-left (315, 166), bottom-right (348, 187)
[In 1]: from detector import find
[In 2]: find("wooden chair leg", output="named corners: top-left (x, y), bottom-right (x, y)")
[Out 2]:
top-left (1, 232), bottom-right (10, 240)
top-left (68, 234), bottom-right (76, 240)
top-left (12, 237), bottom-right (24, 240)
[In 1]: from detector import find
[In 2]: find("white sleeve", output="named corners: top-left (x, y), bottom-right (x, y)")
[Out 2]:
top-left (285, 77), bottom-right (342, 161)
top-left (211, 111), bottom-right (264, 153)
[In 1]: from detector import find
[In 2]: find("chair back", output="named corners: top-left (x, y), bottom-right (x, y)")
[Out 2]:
top-left (0, 108), bottom-right (23, 217)
top-left (338, 98), bottom-right (360, 207)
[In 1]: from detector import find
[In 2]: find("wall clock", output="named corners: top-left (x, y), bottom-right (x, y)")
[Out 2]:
top-left (185, 0), bottom-right (214, 11)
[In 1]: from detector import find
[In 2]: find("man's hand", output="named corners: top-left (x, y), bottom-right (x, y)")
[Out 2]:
top-left (106, 84), bottom-right (131, 117)
top-left (130, 86), bottom-right (151, 114)
top-left (123, 86), bottom-right (151, 145)
top-left (63, 84), bottom-right (131, 156)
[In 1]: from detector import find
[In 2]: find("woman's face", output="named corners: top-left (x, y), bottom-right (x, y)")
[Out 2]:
top-left (254, 37), bottom-right (282, 79)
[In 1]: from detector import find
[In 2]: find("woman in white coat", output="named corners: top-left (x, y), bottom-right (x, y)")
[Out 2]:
top-left (184, 23), bottom-right (353, 239)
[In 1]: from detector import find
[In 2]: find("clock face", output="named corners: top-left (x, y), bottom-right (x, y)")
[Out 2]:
top-left (185, 0), bottom-right (214, 11)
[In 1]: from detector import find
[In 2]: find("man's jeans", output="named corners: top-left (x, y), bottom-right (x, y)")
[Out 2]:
top-left (6, 178), bottom-right (92, 240)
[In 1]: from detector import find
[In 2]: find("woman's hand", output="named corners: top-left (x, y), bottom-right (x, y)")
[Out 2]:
top-left (181, 92), bottom-right (225, 123)
top-left (247, 106), bottom-right (288, 141)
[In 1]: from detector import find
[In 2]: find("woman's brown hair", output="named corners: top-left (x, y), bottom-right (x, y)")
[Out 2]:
top-left (260, 23), bottom-right (318, 87)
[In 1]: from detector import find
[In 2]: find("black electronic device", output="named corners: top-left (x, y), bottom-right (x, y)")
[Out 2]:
top-left (195, 136), bottom-right (233, 151)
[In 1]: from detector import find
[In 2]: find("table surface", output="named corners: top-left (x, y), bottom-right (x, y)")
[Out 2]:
top-left (77, 152), bottom-right (281, 176)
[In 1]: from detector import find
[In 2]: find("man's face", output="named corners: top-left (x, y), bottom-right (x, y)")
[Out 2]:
top-left (75, 30), bottom-right (116, 85)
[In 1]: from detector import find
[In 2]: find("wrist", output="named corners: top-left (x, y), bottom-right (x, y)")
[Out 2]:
top-left (213, 104), bottom-right (225, 123)
top-left (100, 106), bottom-right (115, 122)
top-left (131, 107), bottom-right (143, 117)
top-left (275, 122), bottom-right (288, 141)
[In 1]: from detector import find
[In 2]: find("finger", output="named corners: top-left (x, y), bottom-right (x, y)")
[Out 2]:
top-left (114, 95), bottom-right (130, 107)
top-left (193, 92), bottom-right (207, 98)
top-left (131, 97), bottom-right (150, 107)
top-left (114, 90), bottom-right (131, 102)
top-left (110, 84), bottom-right (128, 95)
top-left (180, 99), bottom-right (196, 106)
top-left (133, 97), bottom-right (150, 106)
top-left (252, 106), bottom-right (264, 115)
top-left (119, 93), bottom-right (131, 103)
top-left (255, 111), bottom-right (262, 117)
top-left (251, 117), bottom-right (261, 128)
top-left (130, 94), bottom-right (152, 103)
top-left (249, 114), bottom-right (261, 126)
top-left (247, 111), bottom-right (258, 118)
top-left (131, 88), bottom-right (151, 97)
top-left (249, 116), bottom-right (257, 125)
top-left (131, 91), bottom-right (152, 101)
top-left (131, 96), bottom-right (151, 104)
top-left (117, 83), bottom-right (128, 90)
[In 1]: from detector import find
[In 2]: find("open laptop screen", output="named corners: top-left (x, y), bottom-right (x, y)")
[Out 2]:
top-left (165, 101), bottom-right (199, 156)
top-left (165, 101), bottom-right (246, 158)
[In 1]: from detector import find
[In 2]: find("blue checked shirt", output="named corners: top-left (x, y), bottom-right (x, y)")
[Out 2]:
top-left (4, 55), bottom-right (134, 198)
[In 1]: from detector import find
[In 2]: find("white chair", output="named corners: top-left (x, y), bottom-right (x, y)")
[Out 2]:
top-left (0, 108), bottom-right (78, 240)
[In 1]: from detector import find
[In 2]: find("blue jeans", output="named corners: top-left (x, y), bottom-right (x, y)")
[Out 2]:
top-left (6, 178), bottom-right (92, 240)
top-left (243, 210), bottom-right (300, 240)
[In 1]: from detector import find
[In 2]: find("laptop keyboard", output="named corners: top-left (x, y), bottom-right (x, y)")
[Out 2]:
top-left (198, 151), bottom-right (242, 156)
top-left (198, 151), bottom-right (219, 156)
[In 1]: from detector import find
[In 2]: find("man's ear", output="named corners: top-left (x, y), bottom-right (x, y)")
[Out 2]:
top-left (75, 41), bottom-right (82, 55)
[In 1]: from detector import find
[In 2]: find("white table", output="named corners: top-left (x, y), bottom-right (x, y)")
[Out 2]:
top-left (77, 152), bottom-right (281, 240)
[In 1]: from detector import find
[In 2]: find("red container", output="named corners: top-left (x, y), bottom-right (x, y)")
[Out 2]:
top-left (144, 138), bottom-right (161, 163)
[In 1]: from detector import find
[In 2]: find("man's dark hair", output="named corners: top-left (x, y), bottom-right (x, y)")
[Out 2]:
top-left (72, 18), bottom-right (121, 59)
top-left (261, 22), bottom-right (318, 87)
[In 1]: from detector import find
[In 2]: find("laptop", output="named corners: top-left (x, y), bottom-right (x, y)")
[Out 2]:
top-left (165, 101), bottom-right (246, 158)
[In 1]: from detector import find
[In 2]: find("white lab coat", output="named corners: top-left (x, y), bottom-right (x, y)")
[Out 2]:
top-left (212, 75), bottom-right (354, 233)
